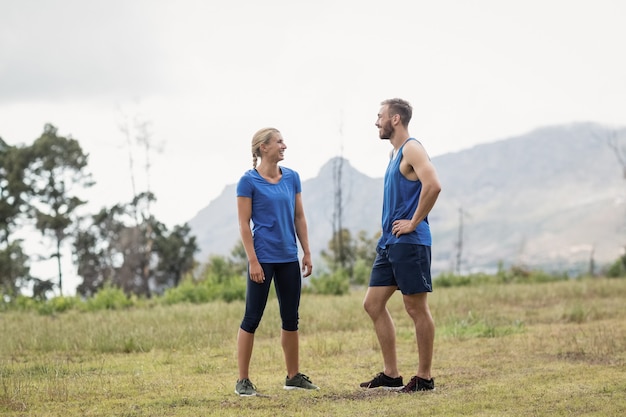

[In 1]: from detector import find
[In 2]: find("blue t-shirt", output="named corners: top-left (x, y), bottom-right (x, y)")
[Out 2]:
top-left (236, 166), bottom-right (302, 263)
top-left (378, 138), bottom-right (432, 248)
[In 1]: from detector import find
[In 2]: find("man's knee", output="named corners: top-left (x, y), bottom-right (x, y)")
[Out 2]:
top-left (363, 298), bottom-right (384, 319)
top-left (403, 293), bottom-right (429, 318)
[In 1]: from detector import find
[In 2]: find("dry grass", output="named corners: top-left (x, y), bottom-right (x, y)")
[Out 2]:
top-left (1, 277), bottom-right (625, 416)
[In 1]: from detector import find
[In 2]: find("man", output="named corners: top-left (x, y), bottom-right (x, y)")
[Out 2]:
top-left (360, 98), bottom-right (441, 393)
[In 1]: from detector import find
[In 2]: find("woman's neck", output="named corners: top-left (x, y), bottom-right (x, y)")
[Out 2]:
top-left (256, 162), bottom-right (282, 182)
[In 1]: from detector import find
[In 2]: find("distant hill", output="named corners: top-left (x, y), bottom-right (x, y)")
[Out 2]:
top-left (188, 122), bottom-right (625, 275)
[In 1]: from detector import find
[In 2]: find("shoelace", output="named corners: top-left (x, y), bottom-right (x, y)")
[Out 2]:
top-left (299, 374), bottom-right (312, 382)
top-left (403, 376), bottom-right (418, 391)
top-left (240, 379), bottom-right (256, 391)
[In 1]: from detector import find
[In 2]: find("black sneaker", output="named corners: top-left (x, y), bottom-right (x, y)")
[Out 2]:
top-left (398, 375), bottom-right (435, 392)
top-left (360, 372), bottom-right (404, 389)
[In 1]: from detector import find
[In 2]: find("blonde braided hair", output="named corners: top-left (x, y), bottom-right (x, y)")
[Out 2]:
top-left (251, 127), bottom-right (279, 168)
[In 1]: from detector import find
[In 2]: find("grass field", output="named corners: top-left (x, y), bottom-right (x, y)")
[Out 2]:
top-left (1, 277), bottom-right (625, 416)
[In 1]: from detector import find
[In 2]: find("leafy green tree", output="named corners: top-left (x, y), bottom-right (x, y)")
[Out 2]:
top-left (321, 228), bottom-right (356, 275)
top-left (228, 240), bottom-right (249, 276)
top-left (0, 240), bottom-right (31, 296)
top-left (74, 200), bottom-right (150, 297)
top-left (0, 138), bottom-right (30, 244)
top-left (74, 199), bottom-right (198, 298)
top-left (188, 243), bottom-right (248, 303)
top-left (24, 124), bottom-right (93, 294)
top-left (606, 252), bottom-right (626, 277)
top-left (74, 205), bottom-right (127, 297)
top-left (1, 138), bottom-right (35, 296)
top-left (321, 228), bottom-right (379, 285)
top-left (152, 222), bottom-right (198, 289)
top-left (198, 241), bottom-right (248, 280)
top-left (354, 229), bottom-right (380, 270)
top-left (123, 192), bottom-right (158, 297)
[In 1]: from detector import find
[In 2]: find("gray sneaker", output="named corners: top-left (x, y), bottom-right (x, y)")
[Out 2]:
top-left (283, 373), bottom-right (319, 390)
top-left (235, 378), bottom-right (257, 396)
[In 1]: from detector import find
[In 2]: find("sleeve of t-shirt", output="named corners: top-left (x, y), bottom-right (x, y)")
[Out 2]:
top-left (237, 173), bottom-right (253, 198)
top-left (293, 170), bottom-right (302, 194)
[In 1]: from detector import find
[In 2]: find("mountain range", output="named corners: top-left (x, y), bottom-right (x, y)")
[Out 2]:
top-left (188, 122), bottom-right (625, 276)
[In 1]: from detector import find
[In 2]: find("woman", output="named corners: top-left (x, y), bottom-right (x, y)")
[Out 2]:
top-left (234, 127), bottom-right (318, 396)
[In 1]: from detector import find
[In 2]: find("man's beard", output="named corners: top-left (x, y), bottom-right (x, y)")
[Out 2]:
top-left (379, 120), bottom-right (394, 139)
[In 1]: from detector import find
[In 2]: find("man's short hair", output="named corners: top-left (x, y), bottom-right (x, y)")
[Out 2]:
top-left (381, 98), bottom-right (412, 126)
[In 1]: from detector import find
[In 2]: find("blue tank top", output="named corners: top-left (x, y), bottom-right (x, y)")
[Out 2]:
top-left (236, 166), bottom-right (301, 263)
top-left (378, 138), bottom-right (432, 248)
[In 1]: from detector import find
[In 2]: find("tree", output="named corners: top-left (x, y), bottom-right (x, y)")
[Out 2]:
top-left (605, 128), bottom-right (626, 179)
top-left (0, 138), bottom-right (30, 244)
top-left (74, 205), bottom-right (127, 297)
top-left (152, 222), bottom-right (198, 290)
top-left (119, 113), bottom-right (164, 296)
top-left (74, 198), bottom-right (198, 298)
top-left (74, 195), bottom-right (152, 297)
top-left (332, 157), bottom-right (346, 269)
top-left (122, 192), bottom-right (157, 297)
top-left (353, 230), bottom-right (380, 269)
top-left (228, 240), bottom-right (249, 276)
top-left (602, 127), bottom-right (626, 271)
top-left (321, 228), bottom-right (380, 286)
top-left (321, 228), bottom-right (356, 276)
top-left (199, 241), bottom-right (248, 282)
top-left (454, 207), bottom-right (471, 275)
top-left (1, 138), bottom-right (35, 296)
top-left (24, 124), bottom-right (93, 295)
top-left (0, 240), bottom-right (31, 297)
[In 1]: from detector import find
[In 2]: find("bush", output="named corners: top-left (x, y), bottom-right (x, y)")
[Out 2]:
top-left (606, 254), bottom-right (626, 278)
top-left (12, 295), bottom-right (37, 311)
top-left (37, 296), bottom-right (80, 315)
top-left (435, 267), bottom-right (569, 288)
top-left (309, 269), bottom-right (350, 295)
top-left (162, 279), bottom-right (213, 304)
top-left (216, 278), bottom-right (246, 302)
top-left (162, 274), bottom-right (246, 305)
top-left (435, 273), bottom-right (474, 287)
top-left (83, 285), bottom-right (134, 311)
top-left (351, 259), bottom-right (371, 286)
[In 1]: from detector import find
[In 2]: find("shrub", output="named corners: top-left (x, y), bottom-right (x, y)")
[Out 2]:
top-left (351, 259), bottom-right (371, 286)
top-left (435, 273), bottom-right (474, 287)
top-left (309, 269), bottom-right (350, 295)
top-left (83, 285), bottom-right (134, 311)
top-left (216, 277), bottom-right (246, 303)
top-left (606, 254), bottom-right (626, 278)
top-left (162, 274), bottom-right (246, 305)
top-left (37, 296), bottom-right (80, 315)
top-left (13, 294), bottom-right (37, 311)
top-left (162, 279), bottom-right (213, 304)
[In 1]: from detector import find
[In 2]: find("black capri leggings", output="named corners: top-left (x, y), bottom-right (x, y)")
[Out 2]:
top-left (240, 261), bottom-right (302, 333)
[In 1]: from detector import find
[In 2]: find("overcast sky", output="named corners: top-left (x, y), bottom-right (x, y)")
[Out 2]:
top-left (2, 0), bottom-right (625, 230)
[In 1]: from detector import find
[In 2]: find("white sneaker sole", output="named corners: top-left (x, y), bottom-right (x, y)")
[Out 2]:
top-left (235, 390), bottom-right (257, 397)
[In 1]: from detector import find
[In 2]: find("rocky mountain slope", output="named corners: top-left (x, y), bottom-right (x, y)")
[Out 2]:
top-left (188, 122), bottom-right (625, 275)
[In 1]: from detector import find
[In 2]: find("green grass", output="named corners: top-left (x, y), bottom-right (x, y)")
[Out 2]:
top-left (1, 278), bottom-right (625, 416)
